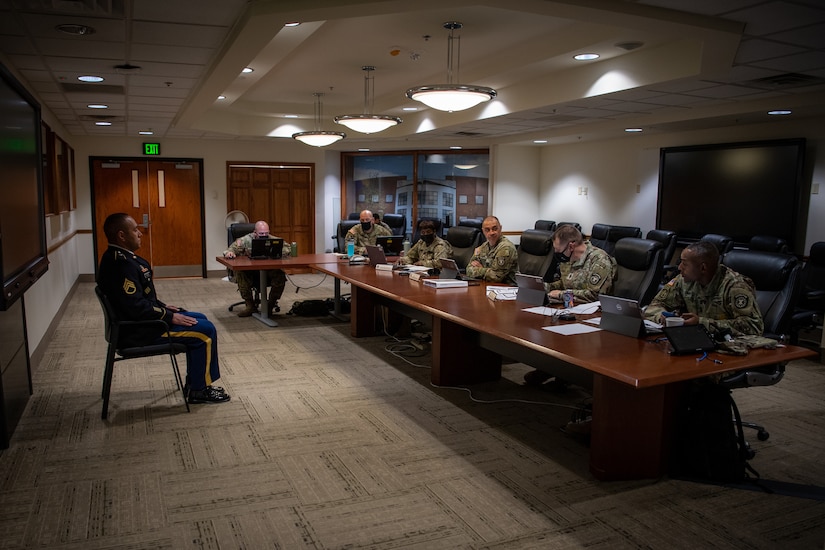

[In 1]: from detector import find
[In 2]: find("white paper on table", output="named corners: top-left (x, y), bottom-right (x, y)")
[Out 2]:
top-left (543, 323), bottom-right (602, 335)
top-left (583, 316), bottom-right (601, 325)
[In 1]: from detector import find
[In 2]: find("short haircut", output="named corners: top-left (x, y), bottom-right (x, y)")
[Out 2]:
top-left (554, 223), bottom-right (583, 245)
top-left (418, 219), bottom-right (435, 232)
top-left (103, 213), bottom-right (130, 243)
top-left (685, 240), bottom-right (720, 265)
top-left (482, 215), bottom-right (500, 227)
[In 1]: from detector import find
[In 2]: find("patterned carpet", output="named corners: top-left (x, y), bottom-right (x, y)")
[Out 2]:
top-left (0, 274), bottom-right (823, 549)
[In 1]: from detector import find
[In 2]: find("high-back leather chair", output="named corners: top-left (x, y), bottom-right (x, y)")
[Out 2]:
top-left (791, 241), bottom-right (825, 343)
top-left (702, 233), bottom-right (734, 254)
top-left (445, 225), bottom-right (483, 270)
top-left (517, 229), bottom-right (555, 277)
top-left (590, 223), bottom-right (611, 252)
top-left (458, 218), bottom-right (483, 230)
top-left (719, 250), bottom-right (803, 440)
top-left (346, 212), bottom-right (360, 220)
top-left (534, 220), bottom-right (556, 232)
top-left (749, 235), bottom-right (791, 254)
top-left (611, 238), bottom-right (664, 306)
top-left (335, 219), bottom-right (360, 253)
top-left (646, 229), bottom-right (679, 282)
top-left (382, 213), bottom-right (406, 236)
top-left (556, 221), bottom-right (582, 232)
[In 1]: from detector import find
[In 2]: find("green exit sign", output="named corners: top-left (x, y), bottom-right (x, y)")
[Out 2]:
top-left (143, 142), bottom-right (161, 155)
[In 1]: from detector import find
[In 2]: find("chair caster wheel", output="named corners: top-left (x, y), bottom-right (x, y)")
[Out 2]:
top-left (757, 430), bottom-right (770, 441)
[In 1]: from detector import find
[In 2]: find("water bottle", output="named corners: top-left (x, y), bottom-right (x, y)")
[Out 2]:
top-left (346, 237), bottom-right (355, 258)
top-left (402, 238), bottom-right (411, 254)
top-left (290, 242), bottom-right (298, 257)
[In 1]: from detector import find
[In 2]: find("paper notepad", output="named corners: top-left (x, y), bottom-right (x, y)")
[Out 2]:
top-left (422, 279), bottom-right (469, 288)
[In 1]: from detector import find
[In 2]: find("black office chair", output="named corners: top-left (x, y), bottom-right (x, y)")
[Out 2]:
top-left (95, 286), bottom-right (190, 420)
top-left (226, 223), bottom-right (257, 312)
top-left (346, 212), bottom-right (360, 220)
top-left (611, 238), bottom-right (664, 306)
top-left (534, 220), bottom-right (556, 232)
top-left (589, 223), bottom-right (611, 252)
top-left (458, 218), bottom-right (483, 230)
top-left (719, 250), bottom-right (803, 441)
top-left (646, 229), bottom-right (678, 282)
top-left (445, 225), bottom-right (483, 270)
top-left (791, 241), bottom-right (825, 345)
top-left (593, 224), bottom-right (642, 256)
top-left (517, 229), bottom-right (555, 277)
top-left (556, 221), bottom-right (582, 232)
top-left (382, 213), bottom-right (406, 236)
top-left (334, 219), bottom-right (361, 253)
top-left (749, 235), bottom-right (791, 254)
top-left (702, 233), bottom-right (735, 254)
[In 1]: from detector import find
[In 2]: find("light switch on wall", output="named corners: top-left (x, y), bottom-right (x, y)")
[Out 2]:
top-left (813, 183), bottom-right (820, 195)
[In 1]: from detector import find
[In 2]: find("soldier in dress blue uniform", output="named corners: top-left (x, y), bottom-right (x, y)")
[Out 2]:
top-left (97, 213), bottom-right (230, 404)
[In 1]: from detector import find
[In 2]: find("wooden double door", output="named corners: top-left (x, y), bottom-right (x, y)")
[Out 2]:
top-left (91, 158), bottom-right (204, 278)
top-left (227, 163), bottom-right (314, 255)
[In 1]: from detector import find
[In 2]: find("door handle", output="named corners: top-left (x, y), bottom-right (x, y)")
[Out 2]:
top-left (139, 213), bottom-right (149, 228)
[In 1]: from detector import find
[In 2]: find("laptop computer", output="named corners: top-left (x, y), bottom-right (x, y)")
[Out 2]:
top-left (250, 237), bottom-right (284, 260)
top-left (376, 235), bottom-right (403, 256)
top-left (365, 244), bottom-right (390, 266)
top-left (438, 258), bottom-right (480, 284)
top-left (515, 273), bottom-right (548, 306)
top-left (598, 294), bottom-right (662, 338)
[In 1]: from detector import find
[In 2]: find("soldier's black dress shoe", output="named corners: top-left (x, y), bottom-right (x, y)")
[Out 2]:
top-left (187, 386), bottom-right (231, 404)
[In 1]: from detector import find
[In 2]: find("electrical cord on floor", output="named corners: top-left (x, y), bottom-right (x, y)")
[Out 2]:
top-left (382, 327), bottom-right (431, 368)
top-left (429, 382), bottom-right (587, 410)
top-left (286, 272), bottom-right (328, 291)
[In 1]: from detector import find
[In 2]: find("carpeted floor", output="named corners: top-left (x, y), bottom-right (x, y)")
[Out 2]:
top-left (1, 274), bottom-right (823, 549)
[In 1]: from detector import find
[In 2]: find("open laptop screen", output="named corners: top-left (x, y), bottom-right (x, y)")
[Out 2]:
top-left (376, 235), bottom-right (403, 256)
top-left (250, 237), bottom-right (284, 260)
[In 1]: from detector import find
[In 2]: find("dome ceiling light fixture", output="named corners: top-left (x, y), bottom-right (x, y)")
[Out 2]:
top-left (406, 21), bottom-right (497, 112)
top-left (335, 66), bottom-right (402, 134)
top-left (292, 92), bottom-right (346, 147)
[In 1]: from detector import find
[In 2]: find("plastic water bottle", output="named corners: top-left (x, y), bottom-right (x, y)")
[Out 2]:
top-left (402, 238), bottom-right (411, 254)
top-left (290, 242), bottom-right (298, 257)
top-left (346, 239), bottom-right (355, 257)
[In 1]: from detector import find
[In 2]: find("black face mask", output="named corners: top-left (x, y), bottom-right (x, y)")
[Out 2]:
top-left (554, 249), bottom-right (571, 263)
top-left (361, 221), bottom-right (372, 231)
top-left (421, 234), bottom-right (435, 244)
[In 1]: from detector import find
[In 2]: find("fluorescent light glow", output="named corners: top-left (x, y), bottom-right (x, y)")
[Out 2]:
top-left (87, 104), bottom-right (108, 109)
top-left (450, 146), bottom-right (462, 150)
top-left (217, 95), bottom-right (226, 100)
top-left (402, 107), bottom-right (419, 111)
top-left (284, 22), bottom-right (300, 27)
top-left (767, 110), bottom-right (792, 115)
top-left (533, 140), bottom-right (548, 144)
top-left (284, 114), bottom-right (298, 118)
top-left (242, 67), bottom-right (254, 73)
top-left (78, 75), bottom-right (104, 82)
top-left (95, 121), bottom-right (112, 126)
top-left (625, 128), bottom-right (643, 132)
top-left (139, 130), bottom-right (153, 135)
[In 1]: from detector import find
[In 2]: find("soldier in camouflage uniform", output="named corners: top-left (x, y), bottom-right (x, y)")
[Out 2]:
top-left (398, 219), bottom-right (453, 269)
top-left (526, 224), bottom-right (617, 386)
top-left (223, 220), bottom-right (290, 317)
top-left (466, 216), bottom-right (518, 285)
top-left (544, 224), bottom-right (617, 304)
top-left (346, 210), bottom-right (392, 255)
top-left (645, 240), bottom-right (763, 336)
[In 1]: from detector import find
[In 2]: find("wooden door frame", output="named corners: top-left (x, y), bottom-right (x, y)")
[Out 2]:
top-left (90, 156), bottom-right (206, 278)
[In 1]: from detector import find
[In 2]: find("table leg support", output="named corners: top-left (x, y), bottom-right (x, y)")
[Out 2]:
top-left (252, 269), bottom-right (278, 327)
top-left (431, 316), bottom-right (501, 386)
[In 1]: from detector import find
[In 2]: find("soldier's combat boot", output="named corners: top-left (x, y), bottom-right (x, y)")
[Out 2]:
top-left (237, 299), bottom-right (257, 317)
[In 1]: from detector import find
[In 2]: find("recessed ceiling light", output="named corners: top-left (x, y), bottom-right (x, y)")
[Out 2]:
top-left (449, 146), bottom-right (462, 150)
top-left (217, 95), bottom-right (226, 100)
top-left (284, 22), bottom-right (300, 27)
top-left (139, 130), bottom-right (154, 135)
top-left (625, 128), bottom-right (643, 133)
top-left (574, 53), bottom-right (600, 61)
top-left (87, 104), bottom-right (108, 109)
top-left (768, 110), bottom-right (792, 115)
top-left (284, 114), bottom-right (298, 118)
top-left (95, 121), bottom-right (112, 126)
top-left (242, 67), bottom-right (254, 73)
top-left (402, 107), bottom-right (418, 111)
top-left (78, 75), bottom-right (104, 82)
top-left (56, 23), bottom-right (95, 36)
top-left (533, 140), bottom-right (548, 144)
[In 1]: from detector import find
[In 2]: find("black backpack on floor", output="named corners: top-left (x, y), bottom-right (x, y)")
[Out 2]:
top-left (287, 299), bottom-right (330, 316)
top-left (670, 382), bottom-right (758, 483)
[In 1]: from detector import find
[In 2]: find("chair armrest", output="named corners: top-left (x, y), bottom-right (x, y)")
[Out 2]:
top-left (720, 362), bottom-right (786, 389)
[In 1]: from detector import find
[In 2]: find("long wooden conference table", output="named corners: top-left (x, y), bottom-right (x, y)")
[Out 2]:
top-left (217, 253), bottom-right (341, 326)
top-left (311, 260), bottom-right (817, 481)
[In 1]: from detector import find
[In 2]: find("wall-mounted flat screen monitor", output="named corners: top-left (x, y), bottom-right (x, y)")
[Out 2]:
top-left (0, 62), bottom-right (49, 310)
top-left (657, 138), bottom-right (807, 253)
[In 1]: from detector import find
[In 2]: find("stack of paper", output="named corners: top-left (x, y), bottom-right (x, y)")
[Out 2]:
top-left (486, 286), bottom-right (518, 301)
top-left (422, 279), bottom-right (468, 288)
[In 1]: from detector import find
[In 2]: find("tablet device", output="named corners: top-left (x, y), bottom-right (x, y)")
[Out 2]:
top-left (515, 273), bottom-right (547, 306)
top-left (662, 324), bottom-right (717, 355)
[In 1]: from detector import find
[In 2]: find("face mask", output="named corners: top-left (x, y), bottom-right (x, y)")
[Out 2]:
top-left (421, 234), bottom-right (435, 244)
top-left (554, 245), bottom-right (571, 263)
top-left (361, 221), bottom-right (372, 231)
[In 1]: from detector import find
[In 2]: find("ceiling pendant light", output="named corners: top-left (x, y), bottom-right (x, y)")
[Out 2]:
top-left (292, 92), bottom-right (346, 147)
top-left (406, 22), bottom-right (496, 112)
top-left (335, 66), bottom-right (402, 134)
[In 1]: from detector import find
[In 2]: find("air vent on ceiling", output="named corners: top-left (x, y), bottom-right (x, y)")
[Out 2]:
top-left (454, 131), bottom-right (483, 136)
top-left (745, 72), bottom-right (824, 89)
top-left (60, 83), bottom-right (125, 95)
